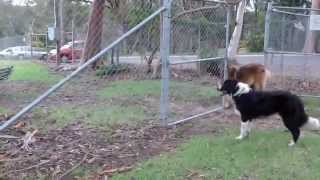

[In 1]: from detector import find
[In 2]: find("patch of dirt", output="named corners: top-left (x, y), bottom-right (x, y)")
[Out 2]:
top-left (0, 116), bottom-right (220, 179)
top-left (268, 76), bottom-right (320, 95)
top-left (0, 107), bottom-right (285, 179)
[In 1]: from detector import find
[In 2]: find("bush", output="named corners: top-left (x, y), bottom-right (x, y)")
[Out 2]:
top-left (96, 64), bottom-right (129, 77)
top-left (247, 32), bottom-right (264, 52)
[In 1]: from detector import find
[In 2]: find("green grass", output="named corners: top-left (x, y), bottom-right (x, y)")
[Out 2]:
top-left (303, 97), bottom-right (320, 117)
top-left (98, 80), bottom-right (218, 102)
top-left (0, 60), bottom-right (61, 82)
top-left (112, 128), bottom-right (320, 180)
top-left (0, 107), bottom-right (11, 114)
top-left (31, 104), bottom-right (146, 130)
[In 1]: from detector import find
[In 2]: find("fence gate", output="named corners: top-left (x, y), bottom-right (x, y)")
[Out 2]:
top-left (264, 3), bottom-right (320, 117)
top-left (165, 2), bottom-right (230, 125)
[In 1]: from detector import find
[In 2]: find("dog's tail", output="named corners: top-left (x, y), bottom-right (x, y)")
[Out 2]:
top-left (303, 116), bottom-right (320, 130)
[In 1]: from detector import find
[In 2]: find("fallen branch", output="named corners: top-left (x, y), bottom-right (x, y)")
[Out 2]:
top-left (0, 135), bottom-right (19, 139)
top-left (1, 160), bottom-right (50, 176)
top-left (99, 166), bottom-right (133, 176)
top-left (21, 129), bottom-right (38, 151)
top-left (58, 152), bottom-right (89, 180)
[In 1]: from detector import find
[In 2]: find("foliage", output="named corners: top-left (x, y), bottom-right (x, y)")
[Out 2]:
top-left (247, 31), bottom-right (264, 52)
top-left (273, 0), bottom-right (311, 7)
top-left (96, 64), bottom-right (129, 77)
top-left (243, 8), bottom-right (265, 52)
top-left (198, 46), bottom-right (218, 59)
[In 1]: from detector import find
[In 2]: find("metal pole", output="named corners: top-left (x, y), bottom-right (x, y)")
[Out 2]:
top-left (222, 5), bottom-right (231, 108)
top-left (72, 19), bottom-right (75, 63)
top-left (264, 2), bottom-right (272, 66)
top-left (170, 57), bottom-right (224, 65)
top-left (30, 19), bottom-right (35, 59)
top-left (168, 107), bottom-right (223, 126)
top-left (59, 0), bottom-right (64, 45)
top-left (45, 30), bottom-right (48, 62)
top-left (160, 0), bottom-right (172, 126)
top-left (224, 5), bottom-right (231, 81)
top-left (0, 7), bottom-right (166, 131)
top-left (280, 15), bottom-right (285, 87)
top-left (116, 46), bottom-right (120, 65)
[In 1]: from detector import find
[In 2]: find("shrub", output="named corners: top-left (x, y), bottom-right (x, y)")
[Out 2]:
top-left (247, 32), bottom-right (264, 52)
top-left (96, 64), bottom-right (129, 77)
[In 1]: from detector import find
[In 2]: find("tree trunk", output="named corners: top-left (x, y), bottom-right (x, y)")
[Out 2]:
top-left (81, 0), bottom-right (105, 69)
top-left (227, 0), bottom-right (246, 61)
top-left (303, 0), bottom-right (320, 53)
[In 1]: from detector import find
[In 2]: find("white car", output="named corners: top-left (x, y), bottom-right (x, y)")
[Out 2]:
top-left (0, 46), bottom-right (47, 60)
top-left (0, 47), bottom-right (17, 58)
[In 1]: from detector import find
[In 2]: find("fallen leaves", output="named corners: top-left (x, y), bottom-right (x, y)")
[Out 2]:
top-left (14, 122), bottom-right (26, 129)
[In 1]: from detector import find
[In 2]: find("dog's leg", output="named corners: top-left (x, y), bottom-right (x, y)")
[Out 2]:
top-left (236, 121), bottom-right (250, 140)
top-left (287, 127), bottom-right (300, 147)
top-left (223, 95), bottom-right (231, 109)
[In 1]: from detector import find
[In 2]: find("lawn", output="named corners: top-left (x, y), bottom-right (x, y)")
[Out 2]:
top-left (113, 128), bottom-right (320, 180)
top-left (2, 60), bottom-right (320, 179)
top-left (97, 79), bottom-right (218, 102)
top-left (303, 97), bottom-right (320, 117)
top-left (31, 79), bottom-right (219, 130)
top-left (0, 60), bottom-right (61, 82)
top-left (0, 60), bottom-right (220, 131)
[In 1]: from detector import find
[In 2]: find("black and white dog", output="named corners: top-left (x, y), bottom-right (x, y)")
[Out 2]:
top-left (218, 79), bottom-right (320, 146)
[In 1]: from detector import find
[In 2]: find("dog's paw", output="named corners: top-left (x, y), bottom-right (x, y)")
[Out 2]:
top-left (288, 140), bottom-right (295, 147)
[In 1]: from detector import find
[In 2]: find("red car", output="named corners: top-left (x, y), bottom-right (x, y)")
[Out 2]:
top-left (48, 41), bottom-right (84, 62)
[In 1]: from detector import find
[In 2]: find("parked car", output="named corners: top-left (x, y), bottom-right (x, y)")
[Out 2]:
top-left (0, 47), bottom-right (16, 58)
top-left (48, 41), bottom-right (84, 62)
top-left (0, 46), bottom-right (47, 60)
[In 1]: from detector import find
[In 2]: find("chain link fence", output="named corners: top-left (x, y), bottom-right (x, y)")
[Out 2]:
top-left (0, 0), bottom-right (232, 131)
top-left (167, 3), bottom-right (228, 124)
top-left (264, 4), bottom-right (320, 117)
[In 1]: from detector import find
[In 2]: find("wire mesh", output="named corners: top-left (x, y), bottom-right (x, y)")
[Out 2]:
top-left (168, 3), bottom-right (227, 122)
top-left (265, 5), bottom-right (320, 117)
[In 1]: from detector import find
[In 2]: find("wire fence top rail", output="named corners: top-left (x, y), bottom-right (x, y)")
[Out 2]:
top-left (265, 50), bottom-right (320, 56)
top-left (272, 5), bottom-right (320, 11)
top-left (170, 57), bottom-right (224, 65)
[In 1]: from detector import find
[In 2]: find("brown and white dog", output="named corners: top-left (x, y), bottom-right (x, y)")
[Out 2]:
top-left (221, 62), bottom-right (272, 114)
top-left (228, 62), bottom-right (271, 91)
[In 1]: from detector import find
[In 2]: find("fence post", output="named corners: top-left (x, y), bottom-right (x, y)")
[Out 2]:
top-left (264, 2), bottom-right (272, 65)
top-left (160, 0), bottom-right (172, 126)
top-left (224, 5), bottom-right (231, 81)
top-left (222, 5), bottom-right (231, 108)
